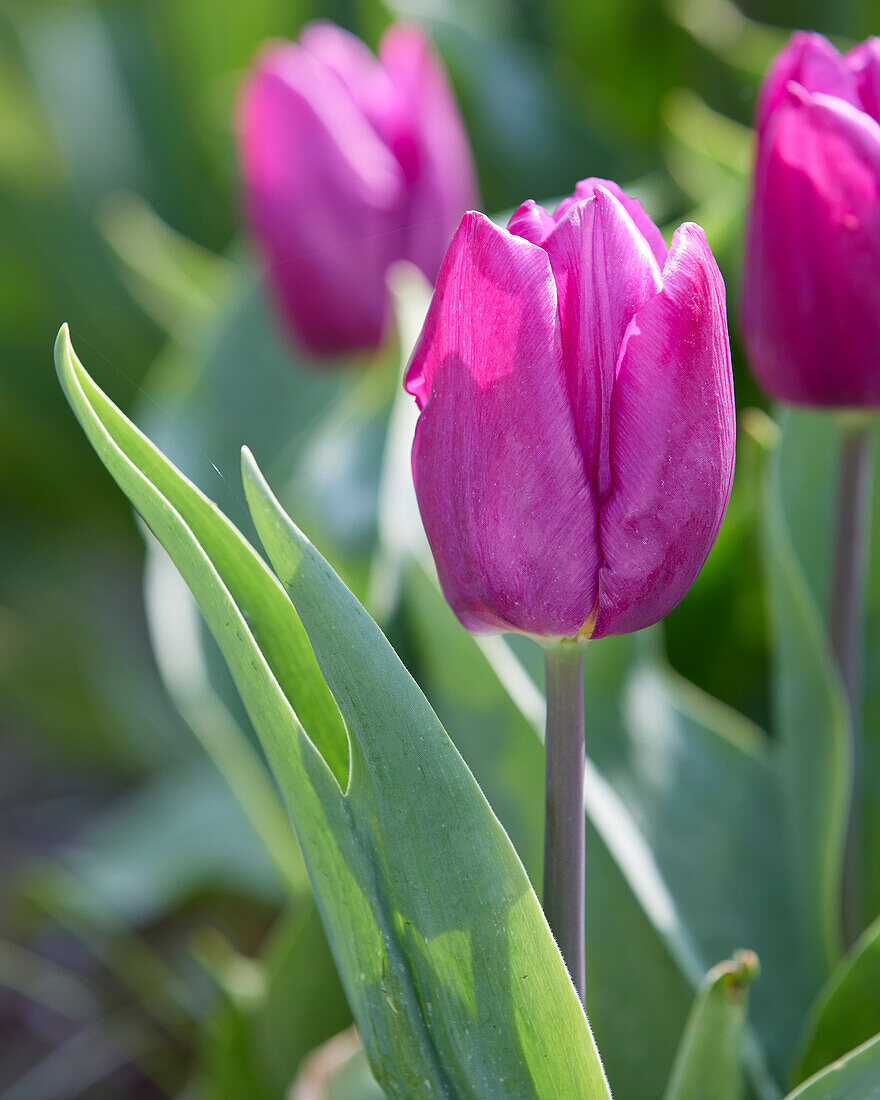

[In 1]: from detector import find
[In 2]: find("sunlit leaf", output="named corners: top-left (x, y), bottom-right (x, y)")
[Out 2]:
top-left (56, 325), bottom-right (612, 1100)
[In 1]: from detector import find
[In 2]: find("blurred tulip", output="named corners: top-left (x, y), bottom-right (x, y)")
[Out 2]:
top-left (742, 32), bottom-right (880, 406)
top-left (239, 21), bottom-right (477, 357)
top-left (406, 180), bottom-right (735, 640)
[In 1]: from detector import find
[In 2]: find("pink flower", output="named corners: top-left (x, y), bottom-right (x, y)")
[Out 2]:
top-left (742, 32), bottom-right (880, 406)
top-left (239, 21), bottom-right (477, 357)
top-left (406, 180), bottom-right (735, 640)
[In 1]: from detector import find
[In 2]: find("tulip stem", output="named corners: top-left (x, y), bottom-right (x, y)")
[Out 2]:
top-left (543, 642), bottom-right (586, 1005)
top-left (830, 418), bottom-right (874, 948)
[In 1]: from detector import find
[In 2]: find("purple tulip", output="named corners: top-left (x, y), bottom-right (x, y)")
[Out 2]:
top-left (405, 180), bottom-right (735, 640)
top-left (743, 32), bottom-right (880, 406)
top-left (239, 21), bottom-right (477, 357)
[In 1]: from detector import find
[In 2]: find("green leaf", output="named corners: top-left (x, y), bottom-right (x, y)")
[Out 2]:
top-left (793, 915), bottom-right (880, 1085)
top-left (774, 409), bottom-right (880, 937)
top-left (242, 449), bottom-right (611, 1100)
top-left (763, 412), bottom-right (850, 982)
top-left (55, 325), bottom-right (612, 1100)
top-left (784, 1035), bottom-right (880, 1099)
top-left (662, 950), bottom-right (760, 1100)
top-left (143, 530), bottom-right (309, 897)
top-left (196, 905), bottom-right (352, 1100)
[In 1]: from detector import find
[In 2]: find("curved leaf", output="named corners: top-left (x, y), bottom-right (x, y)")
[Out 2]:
top-left (785, 1035), bottom-right (880, 1099)
top-left (54, 325), bottom-right (611, 1100)
top-left (794, 915), bottom-right (880, 1085)
top-left (663, 950), bottom-right (760, 1100)
top-left (242, 448), bottom-right (611, 1100)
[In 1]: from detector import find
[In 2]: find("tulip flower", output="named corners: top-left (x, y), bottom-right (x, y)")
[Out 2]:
top-left (406, 179), bottom-right (735, 643)
top-left (239, 21), bottom-right (477, 357)
top-left (742, 32), bottom-right (880, 407)
top-left (405, 179), bottom-right (734, 1000)
top-left (743, 32), bottom-right (880, 949)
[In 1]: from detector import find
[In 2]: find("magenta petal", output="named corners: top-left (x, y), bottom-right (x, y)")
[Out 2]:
top-left (507, 199), bottom-right (555, 244)
top-left (379, 24), bottom-right (479, 281)
top-left (239, 45), bottom-right (403, 354)
top-left (564, 178), bottom-right (668, 268)
top-left (596, 225), bottom-right (735, 639)
top-left (742, 89), bottom-right (880, 405)
top-left (848, 37), bottom-right (880, 123)
top-left (756, 31), bottom-right (860, 131)
top-left (405, 213), bottom-right (600, 637)
top-left (299, 20), bottom-right (392, 118)
top-left (542, 186), bottom-right (662, 499)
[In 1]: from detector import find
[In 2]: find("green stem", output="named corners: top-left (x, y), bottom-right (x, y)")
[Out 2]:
top-left (543, 642), bottom-right (586, 1004)
top-left (829, 419), bottom-right (874, 948)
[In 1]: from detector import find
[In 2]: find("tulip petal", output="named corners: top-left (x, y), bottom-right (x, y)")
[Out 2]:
top-left (556, 179), bottom-right (668, 269)
top-left (596, 225), bottom-right (735, 638)
top-left (406, 213), bottom-right (600, 637)
top-left (848, 37), bottom-right (880, 123)
top-left (742, 87), bottom-right (880, 405)
top-left (756, 31), bottom-right (860, 131)
top-left (239, 45), bottom-right (405, 353)
top-left (542, 186), bottom-right (662, 500)
top-left (508, 199), bottom-right (556, 244)
top-left (299, 20), bottom-right (393, 122)
top-left (379, 24), bottom-right (479, 281)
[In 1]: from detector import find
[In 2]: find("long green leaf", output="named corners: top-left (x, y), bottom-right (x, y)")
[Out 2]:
top-left (763, 413), bottom-right (850, 981)
top-left (793, 915), bottom-right (880, 1085)
top-left (662, 950), bottom-right (760, 1100)
top-left (785, 1035), bottom-right (880, 1099)
top-left (772, 410), bottom-right (880, 937)
top-left (241, 447), bottom-right (611, 1100)
top-left (55, 325), bottom-right (611, 1100)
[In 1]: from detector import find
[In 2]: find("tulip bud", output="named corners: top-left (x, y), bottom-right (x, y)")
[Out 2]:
top-left (742, 32), bottom-right (880, 407)
top-left (238, 21), bottom-right (477, 357)
top-left (406, 181), bottom-right (735, 640)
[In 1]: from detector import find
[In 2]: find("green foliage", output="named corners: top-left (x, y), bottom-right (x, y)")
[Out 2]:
top-left (662, 951), bottom-right (760, 1100)
top-left (784, 1035), bottom-right (880, 1100)
top-left (793, 915), bottom-right (880, 1086)
top-left (763, 414), bottom-right (851, 981)
top-left (56, 327), bottom-right (612, 1098)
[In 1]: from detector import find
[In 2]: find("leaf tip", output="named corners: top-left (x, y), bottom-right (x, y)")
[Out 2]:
top-left (54, 323), bottom-right (82, 406)
top-left (54, 322), bottom-right (72, 372)
top-left (712, 948), bottom-right (760, 997)
top-left (240, 445), bottom-right (269, 506)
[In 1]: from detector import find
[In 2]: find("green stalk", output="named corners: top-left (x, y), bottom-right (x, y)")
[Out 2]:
top-left (543, 641), bottom-right (587, 1004)
top-left (829, 418), bottom-right (874, 948)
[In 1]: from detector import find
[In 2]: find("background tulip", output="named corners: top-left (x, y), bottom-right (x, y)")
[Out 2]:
top-left (406, 180), bottom-right (735, 641)
top-left (239, 21), bottom-right (477, 357)
top-left (742, 32), bottom-right (880, 407)
top-left (743, 32), bottom-right (880, 950)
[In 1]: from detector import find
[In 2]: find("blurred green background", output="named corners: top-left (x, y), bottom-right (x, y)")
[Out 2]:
top-left (1, 0), bottom-right (877, 1097)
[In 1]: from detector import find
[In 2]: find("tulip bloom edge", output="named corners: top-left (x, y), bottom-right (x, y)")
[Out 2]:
top-left (406, 184), bottom-right (736, 644)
